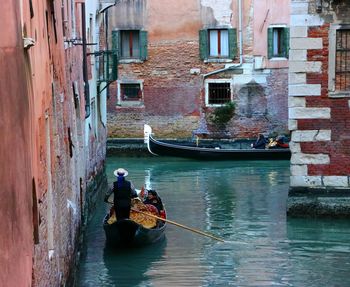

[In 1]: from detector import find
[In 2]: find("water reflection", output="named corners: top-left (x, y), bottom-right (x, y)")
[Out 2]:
top-left (285, 218), bottom-right (350, 287)
top-left (77, 156), bottom-right (350, 287)
top-left (102, 240), bottom-right (167, 286)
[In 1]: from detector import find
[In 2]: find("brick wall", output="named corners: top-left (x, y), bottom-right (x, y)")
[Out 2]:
top-left (287, 0), bottom-right (350, 217)
top-left (107, 0), bottom-right (290, 139)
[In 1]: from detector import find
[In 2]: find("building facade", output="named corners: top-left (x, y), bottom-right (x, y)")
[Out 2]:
top-left (107, 0), bottom-right (291, 139)
top-left (0, 0), bottom-right (112, 286)
top-left (287, 0), bottom-right (350, 216)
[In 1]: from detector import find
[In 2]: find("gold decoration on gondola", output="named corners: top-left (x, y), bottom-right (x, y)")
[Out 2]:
top-left (107, 198), bottom-right (158, 229)
top-left (130, 198), bottom-right (158, 228)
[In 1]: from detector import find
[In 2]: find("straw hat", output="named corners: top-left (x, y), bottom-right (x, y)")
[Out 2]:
top-left (113, 168), bottom-right (128, 177)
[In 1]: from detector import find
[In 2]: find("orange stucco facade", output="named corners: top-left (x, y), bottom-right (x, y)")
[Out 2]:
top-left (0, 1), bottom-right (33, 285)
top-left (0, 0), bottom-right (109, 286)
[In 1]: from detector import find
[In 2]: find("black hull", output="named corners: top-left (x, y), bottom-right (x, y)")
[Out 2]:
top-left (148, 134), bottom-right (290, 160)
top-left (103, 214), bottom-right (166, 247)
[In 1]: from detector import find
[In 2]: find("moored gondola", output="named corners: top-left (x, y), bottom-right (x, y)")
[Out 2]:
top-left (144, 124), bottom-right (291, 161)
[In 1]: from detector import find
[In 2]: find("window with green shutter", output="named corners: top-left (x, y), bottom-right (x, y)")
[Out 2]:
top-left (116, 29), bottom-right (148, 61)
top-left (199, 28), bottom-right (237, 60)
top-left (267, 27), bottom-right (289, 59)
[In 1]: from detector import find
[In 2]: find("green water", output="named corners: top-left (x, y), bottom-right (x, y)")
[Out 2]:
top-left (77, 156), bottom-right (350, 287)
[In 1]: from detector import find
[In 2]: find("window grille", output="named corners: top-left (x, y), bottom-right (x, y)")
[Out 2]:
top-left (335, 29), bottom-right (350, 91)
top-left (208, 83), bottom-right (231, 105)
top-left (120, 83), bottom-right (142, 101)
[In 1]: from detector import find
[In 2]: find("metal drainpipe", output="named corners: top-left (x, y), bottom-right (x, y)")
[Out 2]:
top-left (316, 0), bottom-right (322, 13)
top-left (203, 0), bottom-right (243, 78)
top-left (81, 2), bottom-right (90, 118)
top-left (238, 0), bottom-right (243, 65)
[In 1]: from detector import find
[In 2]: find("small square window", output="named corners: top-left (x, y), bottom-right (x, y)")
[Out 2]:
top-left (120, 83), bottom-right (142, 101)
top-left (268, 26), bottom-right (289, 59)
top-left (208, 83), bottom-right (231, 105)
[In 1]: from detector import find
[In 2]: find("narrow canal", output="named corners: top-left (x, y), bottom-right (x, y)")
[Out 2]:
top-left (77, 156), bottom-right (350, 287)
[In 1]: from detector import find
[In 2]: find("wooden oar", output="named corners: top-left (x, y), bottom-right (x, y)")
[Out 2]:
top-left (131, 208), bottom-right (225, 242)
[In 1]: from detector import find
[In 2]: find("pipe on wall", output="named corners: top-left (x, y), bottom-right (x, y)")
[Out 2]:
top-left (81, 2), bottom-right (90, 118)
top-left (316, 0), bottom-right (322, 13)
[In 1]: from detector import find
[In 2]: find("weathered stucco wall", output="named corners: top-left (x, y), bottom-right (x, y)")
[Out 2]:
top-left (107, 0), bottom-right (290, 139)
top-left (0, 2), bottom-right (33, 286)
top-left (253, 0), bottom-right (290, 68)
top-left (1, 0), bottom-right (108, 286)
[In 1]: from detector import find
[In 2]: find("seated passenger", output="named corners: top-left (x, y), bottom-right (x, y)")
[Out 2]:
top-left (251, 134), bottom-right (267, 149)
top-left (276, 135), bottom-right (289, 148)
top-left (268, 135), bottom-right (289, 149)
top-left (143, 189), bottom-right (164, 213)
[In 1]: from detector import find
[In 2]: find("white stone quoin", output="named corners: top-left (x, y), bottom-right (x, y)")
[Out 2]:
top-left (290, 26), bottom-right (308, 38)
top-left (289, 84), bottom-right (321, 96)
top-left (288, 96), bottom-right (306, 107)
top-left (289, 61), bottom-right (322, 73)
top-left (292, 130), bottom-right (331, 142)
top-left (291, 15), bottom-right (324, 27)
top-left (291, 153), bottom-right (330, 165)
top-left (289, 107), bottom-right (331, 119)
top-left (290, 175), bottom-right (323, 187)
top-left (289, 50), bottom-right (307, 62)
top-left (289, 72), bottom-right (306, 84)
top-left (323, 176), bottom-right (349, 187)
top-left (291, 164), bottom-right (308, 176)
top-left (288, 119), bottom-right (298, 131)
top-left (290, 38), bottom-right (323, 50)
top-left (289, 142), bottom-right (301, 153)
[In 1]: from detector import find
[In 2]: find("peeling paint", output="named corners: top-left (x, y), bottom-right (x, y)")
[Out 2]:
top-left (201, 0), bottom-right (232, 26)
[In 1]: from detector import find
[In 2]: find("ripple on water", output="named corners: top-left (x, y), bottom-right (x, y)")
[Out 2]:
top-left (77, 156), bottom-right (350, 287)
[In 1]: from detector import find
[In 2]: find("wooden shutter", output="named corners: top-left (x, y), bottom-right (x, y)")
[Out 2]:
top-left (110, 30), bottom-right (119, 81)
top-left (140, 30), bottom-right (148, 61)
top-left (282, 27), bottom-right (290, 58)
top-left (228, 28), bottom-right (237, 60)
top-left (199, 29), bottom-right (208, 60)
top-left (112, 30), bottom-right (120, 58)
top-left (267, 28), bottom-right (273, 59)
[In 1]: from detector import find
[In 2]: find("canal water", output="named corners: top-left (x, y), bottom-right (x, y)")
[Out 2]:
top-left (77, 156), bottom-right (350, 287)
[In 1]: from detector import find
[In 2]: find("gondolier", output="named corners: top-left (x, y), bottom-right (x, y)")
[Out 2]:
top-left (104, 168), bottom-right (138, 220)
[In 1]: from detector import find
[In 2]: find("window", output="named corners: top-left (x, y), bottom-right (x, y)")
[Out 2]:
top-left (121, 30), bottom-right (140, 58)
top-left (199, 28), bottom-right (237, 60)
top-left (206, 81), bottom-right (232, 106)
top-left (267, 26), bottom-right (289, 59)
top-left (117, 81), bottom-right (144, 106)
top-left (209, 29), bottom-right (229, 57)
top-left (329, 24), bottom-right (350, 96)
top-left (335, 29), bottom-right (350, 92)
top-left (112, 30), bottom-right (148, 61)
top-left (120, 83), bottom-right (142, 101)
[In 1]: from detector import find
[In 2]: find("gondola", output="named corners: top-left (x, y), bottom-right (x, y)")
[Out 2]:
top-left (103, 198), bottom-right (166, 247)
top-left (144, 124), bottom-right (291, 160)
